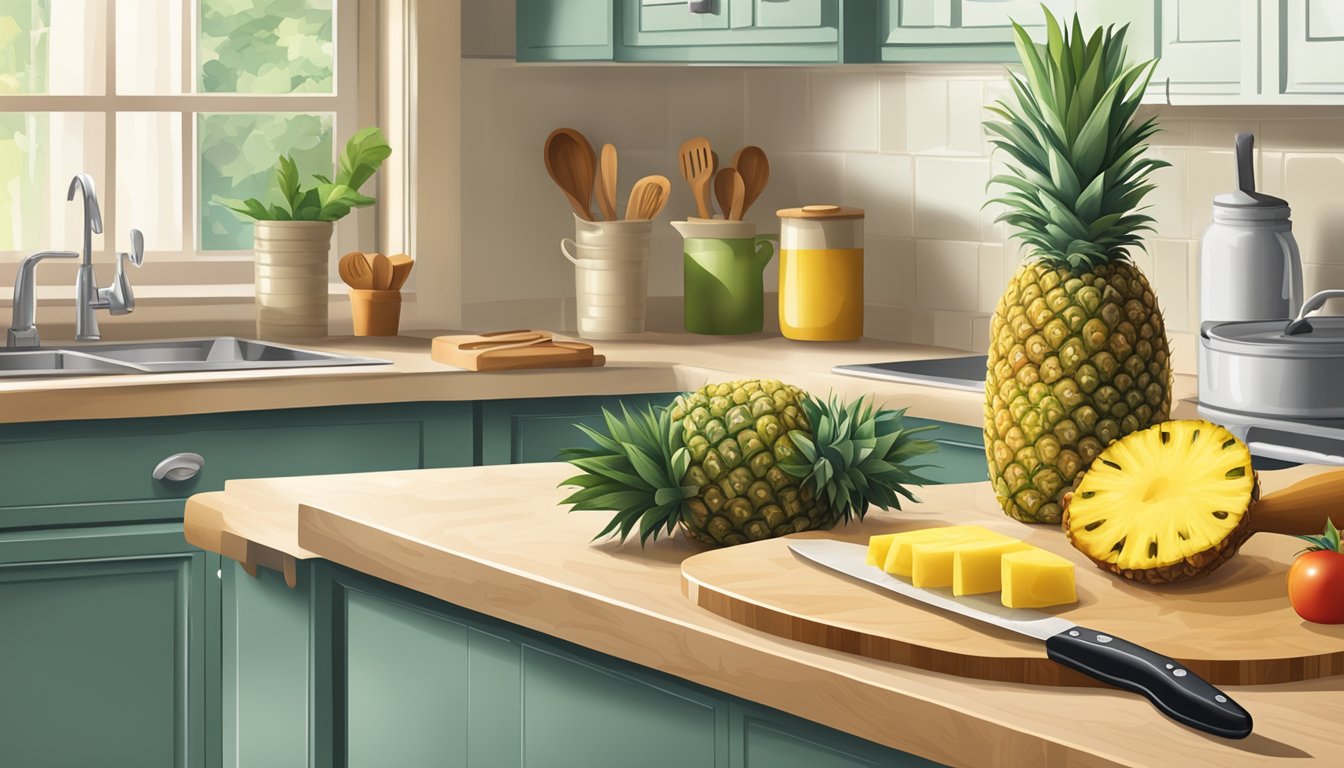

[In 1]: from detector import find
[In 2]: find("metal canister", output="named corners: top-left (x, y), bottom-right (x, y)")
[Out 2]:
top-left (776, 205), bottom-right (864, 341)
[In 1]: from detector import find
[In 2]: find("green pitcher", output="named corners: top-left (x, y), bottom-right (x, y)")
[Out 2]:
top-left (672, 220), bottom-right (776, 335)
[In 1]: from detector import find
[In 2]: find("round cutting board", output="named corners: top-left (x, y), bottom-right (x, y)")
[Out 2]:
top-left (680, 486), bottom-right (1344, 687)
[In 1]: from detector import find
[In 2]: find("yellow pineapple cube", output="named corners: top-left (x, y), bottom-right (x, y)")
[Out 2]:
top-left (880, 525), bottom-right (984, 577)
top-left (866, 533), bottom-right (900, 566)
top-left (909, 528), bottom-right (1013, 588)
top-left (1001, 548), bottom-right (1078, 608)
top-left (952, 540), bottom-right (1033, 596)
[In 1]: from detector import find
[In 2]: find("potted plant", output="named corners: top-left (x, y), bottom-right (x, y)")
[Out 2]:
top-left (215, 127), bottom-right (392, 339)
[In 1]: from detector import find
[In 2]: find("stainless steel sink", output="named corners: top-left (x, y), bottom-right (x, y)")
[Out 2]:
top-left (0, 337), bottom-right (389, 377)
top-left (0, 349), bottom-right (148, 377)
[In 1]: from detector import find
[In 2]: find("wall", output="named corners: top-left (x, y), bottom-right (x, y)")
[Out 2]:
top-left (460, 10), bottom-right (1344, 375)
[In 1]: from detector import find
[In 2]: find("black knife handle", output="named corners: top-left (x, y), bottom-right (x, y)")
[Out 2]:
top-left (1046, 626), bottom-right (1252, 739)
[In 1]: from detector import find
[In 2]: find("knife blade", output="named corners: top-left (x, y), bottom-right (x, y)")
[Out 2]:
top-left (787, 539), bottom-right (1253, 739)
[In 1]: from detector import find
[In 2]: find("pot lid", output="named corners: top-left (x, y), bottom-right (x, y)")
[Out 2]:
top-left (1214, 132), bottom-right (1289, 209)
top-left (776, 204), bottom-right (864, 220)
top-left (1205, 317), bottom-right (1344, 357)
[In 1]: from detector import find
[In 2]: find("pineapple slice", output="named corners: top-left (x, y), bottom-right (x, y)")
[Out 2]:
top-left (909, 528), bottom-right (1013, 588)
top-left (1063, 420), bottom-right (1258, 584)
top-left (880, 525), bottom-right (991, 577)
top-left (953, 539), bottom-right (1033, 596)
top-left (866, 533), bottom-right (900, 566)
top-left (1002, 548), bottom-right (1077, 608)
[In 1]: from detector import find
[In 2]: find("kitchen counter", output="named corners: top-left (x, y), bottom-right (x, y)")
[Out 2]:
top-left (0, 331), bottom-right (1199, 427)
top-left (185, 460), bottom-right (1342, 768)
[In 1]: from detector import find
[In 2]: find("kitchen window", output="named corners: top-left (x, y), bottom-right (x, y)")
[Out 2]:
top-left (0, 0), bottom-right (373, 297)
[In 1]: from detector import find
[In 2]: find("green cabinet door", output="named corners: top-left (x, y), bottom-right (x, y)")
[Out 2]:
top-left (480, 393), bottom-right (678, 465)
top-left (618, 0), bottom-right (854, 62)
top-left (878, 0), bottom-right (1067, 62)
top-left (0, 522), bottom-right (212, 768)
top-left (517, 0), bottom-right (615, 60)
top-left (731, 700), bottom-right (940, 767)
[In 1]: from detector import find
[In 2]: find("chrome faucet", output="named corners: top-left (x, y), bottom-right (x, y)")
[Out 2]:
top-left (66, 173), bottom-right (143, 341)
top-left (4, 174), bottom-right (144, 348)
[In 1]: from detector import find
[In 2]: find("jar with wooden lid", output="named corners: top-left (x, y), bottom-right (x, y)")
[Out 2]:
top-left (776, 204), bottom-right (864, 341)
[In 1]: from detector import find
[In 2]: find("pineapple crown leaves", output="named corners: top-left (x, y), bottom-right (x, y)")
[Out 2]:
top-left (776, 393), bottom-right (939, 524)
top-left (1296, 518), bottom-right (1344, 556)
top-left (558, 403), bottom-right (697, 546)
top-left (983, 6), bottom-right (1170, 272)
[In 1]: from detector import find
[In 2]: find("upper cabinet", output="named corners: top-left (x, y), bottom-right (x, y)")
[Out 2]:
top-left (514, 0), bottom-right (1344, 103)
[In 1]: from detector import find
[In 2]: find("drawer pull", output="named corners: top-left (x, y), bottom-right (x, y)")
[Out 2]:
top-left (153, 452), bottom-right (204, 482)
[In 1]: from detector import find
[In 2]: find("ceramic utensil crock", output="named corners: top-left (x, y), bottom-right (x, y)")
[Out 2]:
top-left (671, 219), bottom-right (776, 335)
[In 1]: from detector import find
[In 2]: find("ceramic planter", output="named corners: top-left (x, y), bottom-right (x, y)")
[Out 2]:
top-left (253, 221), bottom-right (333, 339)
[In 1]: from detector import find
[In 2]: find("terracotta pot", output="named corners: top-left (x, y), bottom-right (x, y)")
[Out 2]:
top-left (253, 221), bottom-right (333, 339)
top-left (349, 289), bottom-right (402, 336)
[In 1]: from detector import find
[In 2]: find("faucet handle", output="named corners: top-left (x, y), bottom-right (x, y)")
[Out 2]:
top-left (100, 229), bottom-right (144, 316)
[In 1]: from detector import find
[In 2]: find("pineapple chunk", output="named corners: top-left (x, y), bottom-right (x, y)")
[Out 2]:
top-left (953, 540), bottom-right (1033, 596)
top-left (866, 533), bottom-right (900, 566)
top-left (908, 528), bottom-right (1014, 588)
top-left (880, 525), bottom-right (986, 577)
top-left (1001, 548), bottom-right (1077, 608)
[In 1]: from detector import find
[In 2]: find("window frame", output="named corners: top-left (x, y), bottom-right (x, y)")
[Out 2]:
top-left (1, 0), bottom-right (370, 291)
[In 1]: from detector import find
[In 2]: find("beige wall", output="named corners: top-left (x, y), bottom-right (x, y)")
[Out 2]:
top-left (460, 12), bottom-right (1344, 374)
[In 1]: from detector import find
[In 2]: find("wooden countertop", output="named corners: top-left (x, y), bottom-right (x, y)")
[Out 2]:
top-left (184, 461), bottom-right (1342, 768)
top-left (0, 331), bottom-right (1198, 427)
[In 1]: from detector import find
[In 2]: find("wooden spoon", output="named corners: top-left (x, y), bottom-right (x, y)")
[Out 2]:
top-left (597, 143), bottom-right (618, 221)
top-left (388, 254), bottom-right (414, 290)
top-left (544, 128), bottom-right (597, 221)
top-left (338, 252), bottom-right (367, 288)
top-left (732, 145), bottom-right (770, 219)
top-left (370, 253), bottom-right (393, 290)
top-left (626, 175), bottom-right (670, 221)
top-left (678, 137), bottom-right (714, 219)
top-left (714, 168), bottom-right (746, 221)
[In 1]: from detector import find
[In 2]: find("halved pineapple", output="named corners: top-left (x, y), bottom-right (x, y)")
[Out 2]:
top-left (1062, 420), bottom-right (1259, 584)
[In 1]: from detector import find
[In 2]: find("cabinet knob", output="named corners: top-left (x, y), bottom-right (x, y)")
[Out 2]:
top-left (153, 452), bottom-right (204, 482)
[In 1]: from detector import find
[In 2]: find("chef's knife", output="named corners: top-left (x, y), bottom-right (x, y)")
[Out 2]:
top-left (787, 539), bottom-right (1253, 739)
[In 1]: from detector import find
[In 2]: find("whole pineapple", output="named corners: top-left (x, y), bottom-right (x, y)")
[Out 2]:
top-left (983, 11), bottom-right (1172, 524)
top-left (560, 380), bottom-right (936, 547)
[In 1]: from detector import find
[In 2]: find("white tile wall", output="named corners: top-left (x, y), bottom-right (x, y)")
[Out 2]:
top-left (460, 58), bottom-right (1344, 374)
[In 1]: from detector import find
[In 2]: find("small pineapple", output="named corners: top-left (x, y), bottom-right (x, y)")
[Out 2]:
top-left (560, 380), bottom-right (937, 547)
top-left (1062, 420), bottom-right (1259, 584)
top-left (983, 10), bottom-right (1174, 523)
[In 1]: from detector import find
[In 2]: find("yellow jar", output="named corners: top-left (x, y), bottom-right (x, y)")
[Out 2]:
top-left (777, 204), bottom-right (864, 341)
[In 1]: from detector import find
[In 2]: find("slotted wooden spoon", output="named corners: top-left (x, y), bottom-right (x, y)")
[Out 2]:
top-left (678, 136), bottom-right (714, 219)
top-left (626, 175), bottom-right (670, 221)
top-left (732, 145), bottom-right (770, 219)
top-left (544, 128), bottom-right (597, 221)
top-left (338, 251), bottom-right (372, 289)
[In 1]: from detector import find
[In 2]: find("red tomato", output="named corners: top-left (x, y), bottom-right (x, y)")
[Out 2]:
top-left (1288, 550), bottom-right (1344, 624)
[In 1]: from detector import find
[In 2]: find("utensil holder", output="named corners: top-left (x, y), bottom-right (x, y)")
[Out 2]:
top-left (349, 289), bottom-right (402, 336)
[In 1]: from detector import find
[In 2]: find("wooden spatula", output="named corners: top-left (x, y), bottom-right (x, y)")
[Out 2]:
top-left (678, 137), bottom-right (714, 219)
top-left (338, 252), bottom-right (372, 289)
top-left (597, 143), bottom-right (618, 221)
top-left (626, 175), bottom-right (670, 221)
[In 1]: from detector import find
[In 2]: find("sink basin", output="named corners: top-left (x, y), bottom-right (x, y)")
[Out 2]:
top-left (0, 349), bottom-right (147, 377)
top-left (0, 337), bottom-right (389, 377)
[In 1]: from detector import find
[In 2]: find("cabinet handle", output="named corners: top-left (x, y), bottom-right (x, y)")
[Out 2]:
top-left (688, 0), bottom-right (712, 13)
top-left (153, 452), bottom-right (204, 482)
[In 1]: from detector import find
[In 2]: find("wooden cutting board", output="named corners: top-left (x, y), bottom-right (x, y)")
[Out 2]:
top-left (681, 508), bottom-right (1344, 687)
top-left (431, 330), bottom-right (605, 371)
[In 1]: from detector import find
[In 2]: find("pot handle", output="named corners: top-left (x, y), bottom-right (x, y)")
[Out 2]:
top-left (1284, 289), bottom-right (1344, 335)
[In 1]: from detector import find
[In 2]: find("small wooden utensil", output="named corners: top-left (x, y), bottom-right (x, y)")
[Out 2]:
top-left (732, 145), bottom-right (770, 219)
top-left (388, 254), bottom-right (414, 290)
top-left (714, 168), bottom-right (746, 221)
top-left (370, 253), bottom-right (393, 290)
top-left (597, 143), bottom-right (618, 221)
top-left (431, 330), bottom-right (605, 371)
top-left (544, 128), bottom-right (597, 221)
top-left (626, 175), bottom-right (670, 221)
top-left (678, 137), bottom-right (714, 219)
top-left (340, 251), bottom-right (373, 289)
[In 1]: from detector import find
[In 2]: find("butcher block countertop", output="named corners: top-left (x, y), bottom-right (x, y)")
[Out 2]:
top-left (185, 461), bottom-right (1344, 768)
top-left (0, 331), bottom-right (1198, 426)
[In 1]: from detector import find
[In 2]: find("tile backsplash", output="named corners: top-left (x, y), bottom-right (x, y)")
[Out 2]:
top-left (460, 55), bottom-right (1344, 374)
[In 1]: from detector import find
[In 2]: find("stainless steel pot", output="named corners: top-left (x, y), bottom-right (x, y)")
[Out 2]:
top-left (1200, 289), bottom-right (1344, 418)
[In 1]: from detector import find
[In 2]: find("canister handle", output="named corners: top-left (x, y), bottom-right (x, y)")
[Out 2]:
top-left (560, 238), bottom-right (579, 265)
top-left (1284, 289), bottom-right (1344, 336)
top-left (1275, 231), bottom-right (1303, 316)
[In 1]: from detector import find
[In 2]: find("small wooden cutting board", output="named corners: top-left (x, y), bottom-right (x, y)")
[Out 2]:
top-left (432, 330), bottom-right (606, 371)
top-left (681, 505), bottom-right (1344, 687)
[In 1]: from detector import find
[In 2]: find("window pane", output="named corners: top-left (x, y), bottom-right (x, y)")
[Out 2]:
top-left (116, 0), bottom-right (183, 94)
top-left (198, 0), bottom-right (333, 94)
top-left (0, 0), bottom-right (105, 95)
top-left (198, 112), bottom-right (333, 251)
top-left (117, 113), bottom-right (182, 251)
top-left (0, 112), bottom-right (105, 252)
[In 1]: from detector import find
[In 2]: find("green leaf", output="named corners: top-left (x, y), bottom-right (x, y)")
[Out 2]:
top-left (274, 154), bottom-right (302, 215)
top-left (336, 126), bottom-right (393, 192)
